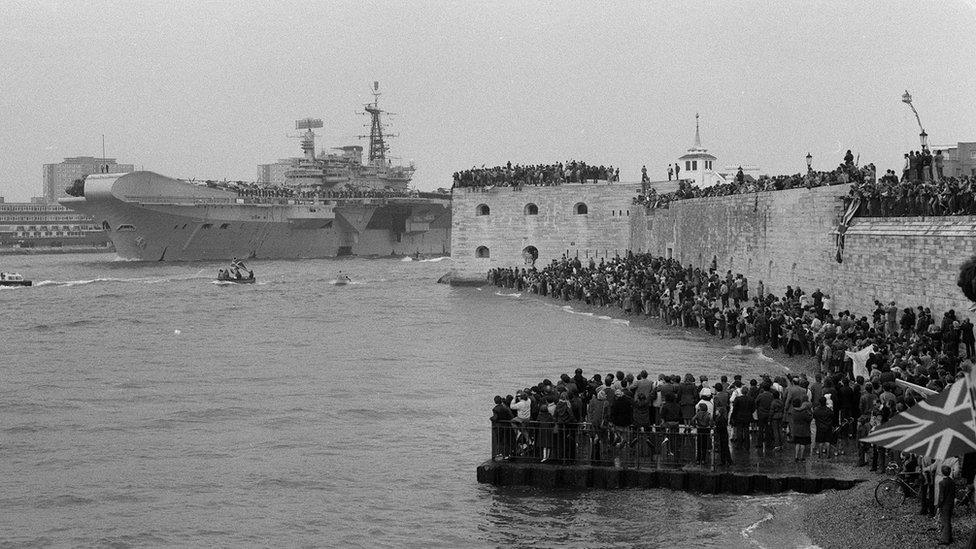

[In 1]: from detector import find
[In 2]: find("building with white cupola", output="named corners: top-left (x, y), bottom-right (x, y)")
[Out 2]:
top-left (677, 115), bottom-right (724, 188)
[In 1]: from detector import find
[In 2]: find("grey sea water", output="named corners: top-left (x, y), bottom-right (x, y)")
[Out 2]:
top-left (1, 254), bottom-right (815, 548)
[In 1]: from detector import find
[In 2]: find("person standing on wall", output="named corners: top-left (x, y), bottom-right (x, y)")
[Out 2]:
top-left (666, 165), bottom-right (673, 181)
top-left (934, 150), bottom-right (945, 180)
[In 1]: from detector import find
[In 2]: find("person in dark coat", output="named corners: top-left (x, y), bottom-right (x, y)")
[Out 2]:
top-left (536, 395), bottom-right (556, 463)
top-left (937, 465), bottom-right (956, 545)
top-left (714, 406), bottom-right (733, 465)
top-left (678, 374), bottom-right (698, 422)
top-left (490, 395), bottom-right (514, 459)
top-left (553, 393), bottom-right (578, 462)
top-left (609, 389), bottom-right (633, 445)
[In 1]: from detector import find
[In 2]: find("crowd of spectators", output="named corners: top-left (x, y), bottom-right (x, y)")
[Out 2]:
top-left (489, 253), bottom-right (974, 391)
top-left (635, 159), bottom-right (874, 210)
top-left (849, 173), bottom-right (976, 217)
top-left (192, 180), bottom-right (435, 201)
top-left (487, 252), bottom-right (976, 509)
top-left (452, 161), bottom-right (618, 189)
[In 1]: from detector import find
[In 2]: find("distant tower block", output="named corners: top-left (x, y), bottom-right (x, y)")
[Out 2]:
top-left (295, 118), bottom-right (324, 162)
top-left (677, 113), bottom-right (720, 188)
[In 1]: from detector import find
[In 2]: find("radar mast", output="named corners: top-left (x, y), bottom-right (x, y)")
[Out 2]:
top-left (293, 118), bottom-right (323, 161)
top-left (359, 81), bottom-right (397, 166)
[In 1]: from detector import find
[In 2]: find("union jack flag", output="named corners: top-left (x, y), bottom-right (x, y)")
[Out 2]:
top-left (861, 375), bottom-right (976, 460)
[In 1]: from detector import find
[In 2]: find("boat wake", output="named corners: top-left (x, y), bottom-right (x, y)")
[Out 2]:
top-left (36, 273), bottom-right (213, 287)
top-left (494, 291), bottom-right (521, 297)
top-left (402, 256), bottom-right (453, 263)
top-left (560, 306), bottom-right (630, 325)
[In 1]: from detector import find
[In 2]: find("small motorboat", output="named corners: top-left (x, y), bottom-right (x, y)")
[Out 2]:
top-left (332, 273), bottom-right (352, 286)
top-left (0, 272), bottom-right (32, 287)
top-left (216, 267), bottom-right (255, 284)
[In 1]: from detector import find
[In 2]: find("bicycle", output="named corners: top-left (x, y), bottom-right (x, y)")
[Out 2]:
top-left (874, 464), bottom-right (922, 509)
top-left (875, 463), bottom-right (976, 512)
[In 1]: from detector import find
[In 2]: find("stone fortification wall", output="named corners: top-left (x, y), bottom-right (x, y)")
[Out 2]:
top-left (838, 217), bottom-right (976, 316)
top-left (450, 183), bottom-right (638, 278)
top-left (633, 185), bottom-right (850, 305)
top-left (634, 186), bottom-right (976, 319)
top-left (448, 179), bottom-right (976, 318)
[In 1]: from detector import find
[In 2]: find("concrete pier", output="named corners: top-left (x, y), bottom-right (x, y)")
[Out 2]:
top-left (477, 460), bottom-right (866, 494)
top-left (478, 437), bottom-right (871, 495)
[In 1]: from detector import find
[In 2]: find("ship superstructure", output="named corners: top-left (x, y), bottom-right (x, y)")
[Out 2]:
top-left (282, 82), bottom-right (415, 192)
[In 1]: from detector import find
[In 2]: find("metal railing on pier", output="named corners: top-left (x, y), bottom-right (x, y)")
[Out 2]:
top-left (491, 421), bottom-right (725, 470)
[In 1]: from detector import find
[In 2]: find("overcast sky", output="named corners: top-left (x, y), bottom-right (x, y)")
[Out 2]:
top-left (1, 1), bottom-right (974, 200)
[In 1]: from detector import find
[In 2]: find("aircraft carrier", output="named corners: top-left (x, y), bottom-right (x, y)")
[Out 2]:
top-left (59, 85), bottom-right (451, 261)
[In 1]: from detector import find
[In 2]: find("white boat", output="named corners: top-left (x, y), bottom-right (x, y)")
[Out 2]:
top-left (0, 272), bottom-right (32, 287)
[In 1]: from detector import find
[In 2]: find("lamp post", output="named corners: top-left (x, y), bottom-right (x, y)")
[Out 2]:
top-left (806, 152), bottom-right (813, 173)
top-left (901, 90), bottom-right (928, 151)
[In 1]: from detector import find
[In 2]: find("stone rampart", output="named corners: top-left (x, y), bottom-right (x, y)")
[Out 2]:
top-left (634, 185), bottom-right (849, 307)
top-left (838, 216), bottom-right (976, 315)
top-left (449, 183), bottom-right (638, 280)
top-left (635, 186), bottom-right (976, 318)
top-left (448, 180), bottom-right (976, 317)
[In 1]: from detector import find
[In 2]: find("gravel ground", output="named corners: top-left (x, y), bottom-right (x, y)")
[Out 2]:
top-left (803, 479), bottom-right (976, 548)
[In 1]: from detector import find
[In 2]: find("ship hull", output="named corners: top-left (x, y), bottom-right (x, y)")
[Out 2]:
top-left (60, 172), bottom-right (450, 261)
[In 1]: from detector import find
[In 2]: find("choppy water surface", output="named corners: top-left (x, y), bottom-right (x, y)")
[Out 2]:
top-left (1, 254), bottom-right (812, 547)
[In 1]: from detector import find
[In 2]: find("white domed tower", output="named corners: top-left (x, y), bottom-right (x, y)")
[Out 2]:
top-left (677, 114), bottom-right (721, 188)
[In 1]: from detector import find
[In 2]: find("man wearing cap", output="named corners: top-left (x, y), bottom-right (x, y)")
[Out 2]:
top-left (695, 387), bottom-right (714, 417)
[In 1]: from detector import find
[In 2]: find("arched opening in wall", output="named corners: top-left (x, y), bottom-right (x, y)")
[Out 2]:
top-left (475, 246), bottom-right (490, 258)
top-left (522, 245), bottom-right (539, 267)
top-left (475, 204), bottom-right (490, 216)
top-left (524, 203), bottom-right (538, 215)
top-left (768, 260), bottom-right (774, 281)
top-left (574, 202), bottom-right (588, 215)
top-left (790, 262), bottom-right (797, 283)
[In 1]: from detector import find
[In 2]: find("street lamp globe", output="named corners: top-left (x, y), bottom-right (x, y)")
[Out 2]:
top-left (806, 152), bottom-right (813, 171)
top-left (920, 130), bottom-right (928, 150)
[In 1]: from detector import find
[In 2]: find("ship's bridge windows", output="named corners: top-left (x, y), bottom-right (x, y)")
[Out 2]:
top-left (524, 203), bottom-right (538, 215)
top-left (475, 246), bottom-right (490, 258)
top-left (475, 204), bottom-right (490, 216)
top-left (117, 224), bottom-right (135, 232)
top-left (574, 202), bottom-right (588, 215)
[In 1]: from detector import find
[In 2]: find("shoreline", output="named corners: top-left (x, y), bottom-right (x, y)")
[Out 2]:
top-left (492, 285), bottom-right (821, 377)
top-left (798, 480), bottom-right (976, 548)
